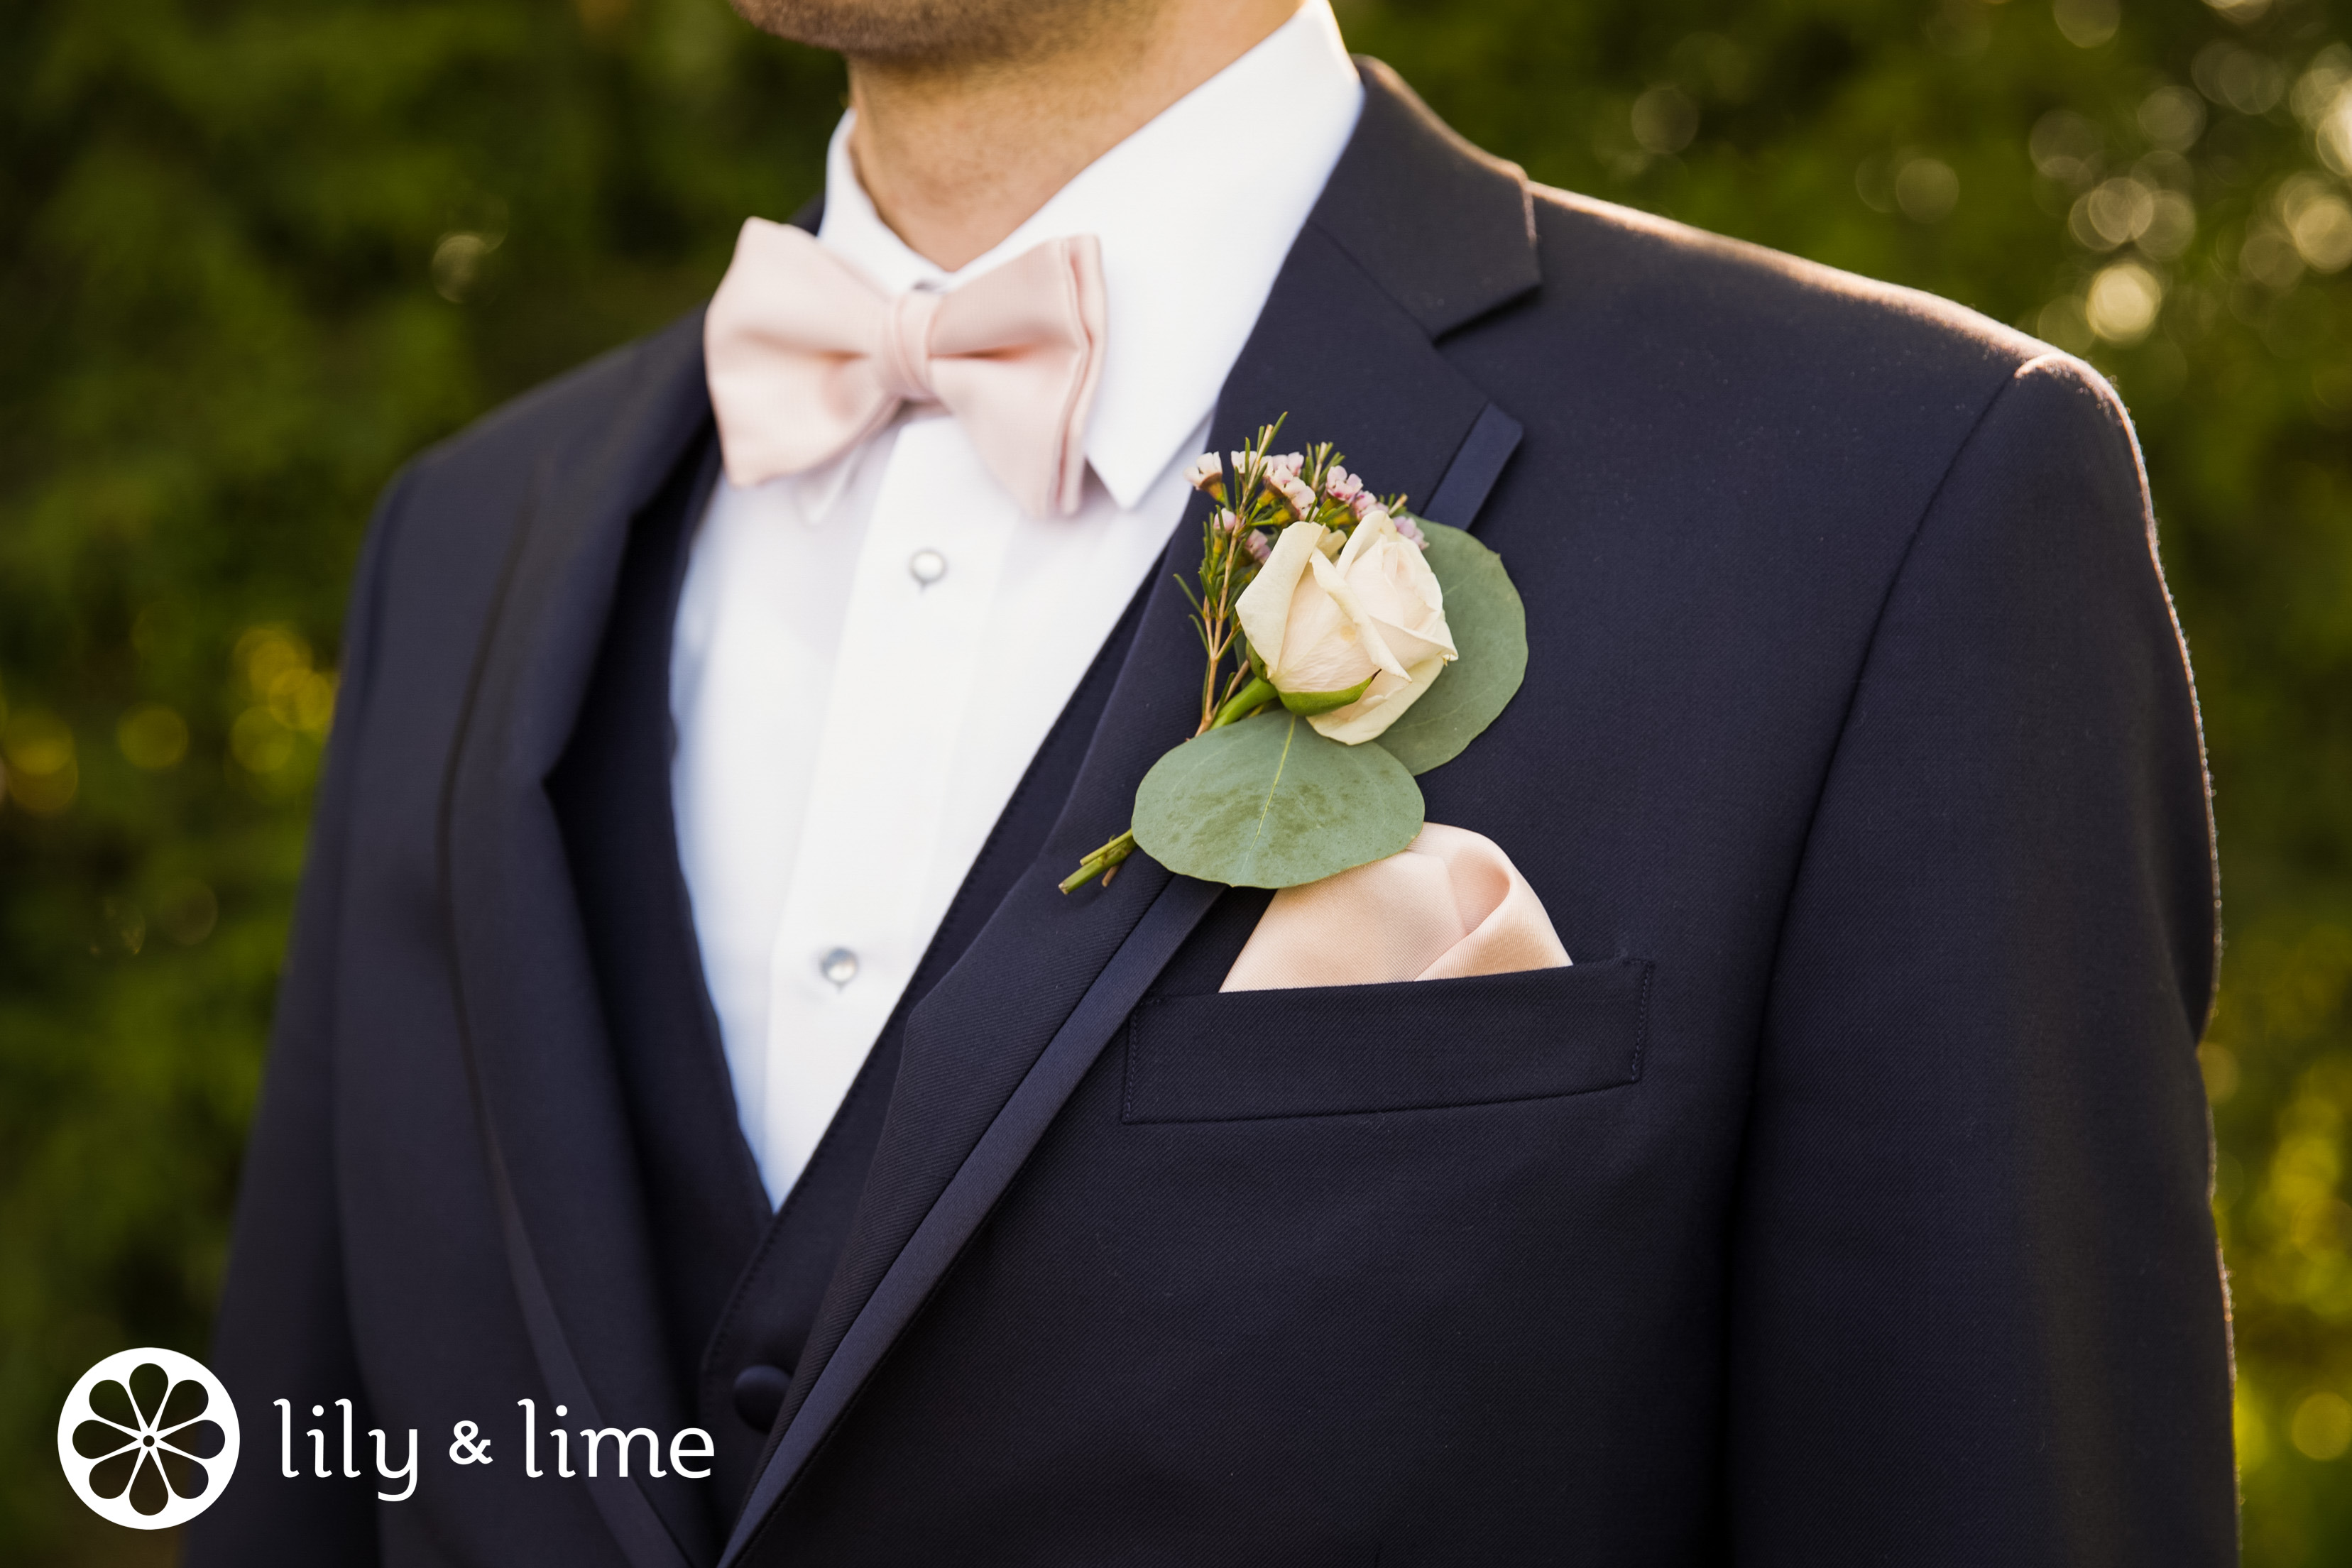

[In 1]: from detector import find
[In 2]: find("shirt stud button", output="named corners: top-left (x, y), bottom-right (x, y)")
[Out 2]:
top-left (909, 548), bottom-right (947, 588)
top-left (819, 947), bottom-right (859, 988)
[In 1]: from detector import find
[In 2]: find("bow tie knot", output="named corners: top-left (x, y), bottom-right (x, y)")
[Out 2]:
top-left (704, 219), bottom-right (1108, 518)
top-left (874, 289), bottom-right (943, 405)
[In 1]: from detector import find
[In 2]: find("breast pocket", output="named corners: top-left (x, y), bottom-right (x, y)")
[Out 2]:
top-left (1120, 958), bottom-right (1653, 1125)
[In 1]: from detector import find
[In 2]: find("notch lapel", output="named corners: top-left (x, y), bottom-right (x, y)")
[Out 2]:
top-left (721, 62), bottom-right (1543, 1564)
top-left (439, 312), bottom-right (718, 1568)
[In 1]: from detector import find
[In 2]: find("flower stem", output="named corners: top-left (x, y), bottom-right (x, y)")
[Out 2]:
top-left (1058, 828), bottom-right (1137, 894)
top-left (1210, 676), bottom-right (1276, 731)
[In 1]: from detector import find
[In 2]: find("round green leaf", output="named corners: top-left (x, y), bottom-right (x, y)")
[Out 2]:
top-left (1132, 711), bottom-right (1425, 888)
top-left (1374, 521), bottom-right (1529, 775)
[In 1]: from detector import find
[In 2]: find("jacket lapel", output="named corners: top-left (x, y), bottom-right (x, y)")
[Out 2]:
top-left (440, 312), bottom-right (718, 1568)
top-left (720, 61), bottom-right (1542, 1563)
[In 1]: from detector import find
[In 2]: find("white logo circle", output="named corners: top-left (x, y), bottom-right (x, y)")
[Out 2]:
top-left (57, 1348), bottom-right (241, 1530)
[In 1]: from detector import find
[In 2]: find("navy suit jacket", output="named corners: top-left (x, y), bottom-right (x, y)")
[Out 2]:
top-left (190, 63), bottom-right (2233, 1567)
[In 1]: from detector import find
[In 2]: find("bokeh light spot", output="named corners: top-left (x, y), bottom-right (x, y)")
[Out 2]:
top-left (2290, 1391), bottom-right (2352, 1459)
top-left (2280, 177), bottom-right (2352, 273)
top-left (2, 708), bottom-right (79, 815)
top-left (1895, 158), bottom-right (1959, 222)
top-left (156, 881), bottom-right (219, 945)
top-left (2053, 0), bottom-right (2119, 50)
top-left (230, 708), bottom-right (295, 774)
top-left (1630, 86), bottom-right (1698, 155)
top-left (432, 232), bottom-right (500, 302)
top-left (2140, 85), bottom-right (2208, 152)
top-left (2197, 43), bottom-right (2288, 116)
top-left (2241, 223), bottom-right (2306, 290)
top-left (2086, 261), bottom-right (2164, 344)
top-left (2071, 177), bottom-right (2155, 250)
top-left (2206, 0), bottom-right (2275, 26)
top-left (118, 704), bottom-right (189, 770)
top-left (235, 625), bottom-right (312, 698)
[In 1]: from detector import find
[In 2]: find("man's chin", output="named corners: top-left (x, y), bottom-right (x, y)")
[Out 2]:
top-left (727, 0), bottom-right (1114, 63)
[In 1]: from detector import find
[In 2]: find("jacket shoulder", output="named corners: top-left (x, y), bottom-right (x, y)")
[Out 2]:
top-left (401, 307), bottom-right (707, 510)
top-left (351, 306), bottom-right (707, 660)
top-left (1465, 184), bottom-right (2122, 561)
top-left (1455, 185), bottom-right (2150, 674)
top-left (330, 308), bottom-right (708, 766)
top-left (1521, 185), bottom-right (2048, 388)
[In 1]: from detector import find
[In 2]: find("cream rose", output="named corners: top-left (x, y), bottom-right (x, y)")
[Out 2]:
top-left (1234, 509), bottom-right (1457, 744)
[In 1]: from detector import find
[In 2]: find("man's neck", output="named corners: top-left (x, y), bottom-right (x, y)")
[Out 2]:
top-left (846, 0), bottom-right (1302, 272)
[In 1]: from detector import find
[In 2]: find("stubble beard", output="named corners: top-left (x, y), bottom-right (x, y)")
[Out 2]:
top-left (728, 0), bottom-right (1152, 68)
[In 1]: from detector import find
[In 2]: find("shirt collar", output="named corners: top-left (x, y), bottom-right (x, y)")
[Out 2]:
top-left (815, 1), bottom-right (1364, 512)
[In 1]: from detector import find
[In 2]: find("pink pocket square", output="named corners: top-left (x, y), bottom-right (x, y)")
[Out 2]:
top-left (1221, 823), bottom-right (1571, 992)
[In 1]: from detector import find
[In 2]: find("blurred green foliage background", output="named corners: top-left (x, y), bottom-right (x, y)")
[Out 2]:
top-left (2, 0), bottom-right (2348, 1559)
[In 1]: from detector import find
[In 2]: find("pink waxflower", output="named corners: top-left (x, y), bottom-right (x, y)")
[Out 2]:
top-left (1349, 491), bottom-right (1378, 519)
top-left (1323, 466), bottom-right (1364, 504)
top-left (1262, 451), bottom-right (1304, 488)
top-left (1245, 529), bottom-right (1271, 562)
top-left (1215, 508), bottom-right (1243, 533)
top-left (1186, 453), bottom-right (1223, 493)
top-left (1394, 512), bottom-right (1428, 549)
top-left (1278, 476), bottom-right (1318, 516)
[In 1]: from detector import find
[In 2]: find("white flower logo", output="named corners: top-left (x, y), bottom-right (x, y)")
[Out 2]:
top-left (58, 1348), bottom-right (240, 1529)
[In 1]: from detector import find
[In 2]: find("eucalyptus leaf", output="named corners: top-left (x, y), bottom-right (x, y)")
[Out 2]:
top-left (1133, 711), bottom-right (1424, 888)
top-left (1375, 521), bottom-right (1529, 775)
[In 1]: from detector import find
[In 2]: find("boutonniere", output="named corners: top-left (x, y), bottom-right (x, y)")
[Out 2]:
top-left (1063, 417), bottom-right (1528, 893)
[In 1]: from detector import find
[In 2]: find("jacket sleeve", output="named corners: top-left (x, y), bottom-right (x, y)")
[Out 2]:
top-left (1724, 356), bottom-right (2234, 1563)
top-left (185, 464), bottom-right (413, 1567)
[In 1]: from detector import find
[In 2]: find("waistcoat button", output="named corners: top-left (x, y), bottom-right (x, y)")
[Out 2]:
top-left (731, 1363), bottom-right (792, 1432)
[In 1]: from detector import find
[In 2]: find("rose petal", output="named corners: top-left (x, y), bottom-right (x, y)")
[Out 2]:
top-left (1306, 550), bottom-right (1411, 683)
top-left (1308, 649), bottom-right (1453, 743)
top-left (1338, 511), bottom-right (1456, 663)
top-left (1235, 522), bottom-right (1328, 676)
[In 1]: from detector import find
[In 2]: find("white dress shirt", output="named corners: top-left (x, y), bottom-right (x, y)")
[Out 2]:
top-left (670, 1), bottom-right (1364, 1205)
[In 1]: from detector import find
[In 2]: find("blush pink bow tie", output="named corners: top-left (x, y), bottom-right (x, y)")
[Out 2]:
top-left (703, 217), bottom-right (1108, 519)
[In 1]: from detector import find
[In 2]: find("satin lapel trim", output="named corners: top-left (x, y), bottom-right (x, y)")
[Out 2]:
top-left (1426, 403), bottom-right (1525, 532)
top-left (718, 872), bottom-right (1215, 1565)
top-left (440, 312), bottom-right (715, 1568)
top-left (721, 67), bottom-right (1539, 1562)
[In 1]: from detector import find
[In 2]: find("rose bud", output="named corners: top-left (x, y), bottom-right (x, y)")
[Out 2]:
top-left (1232, 510), bottom-right (1457, 744)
